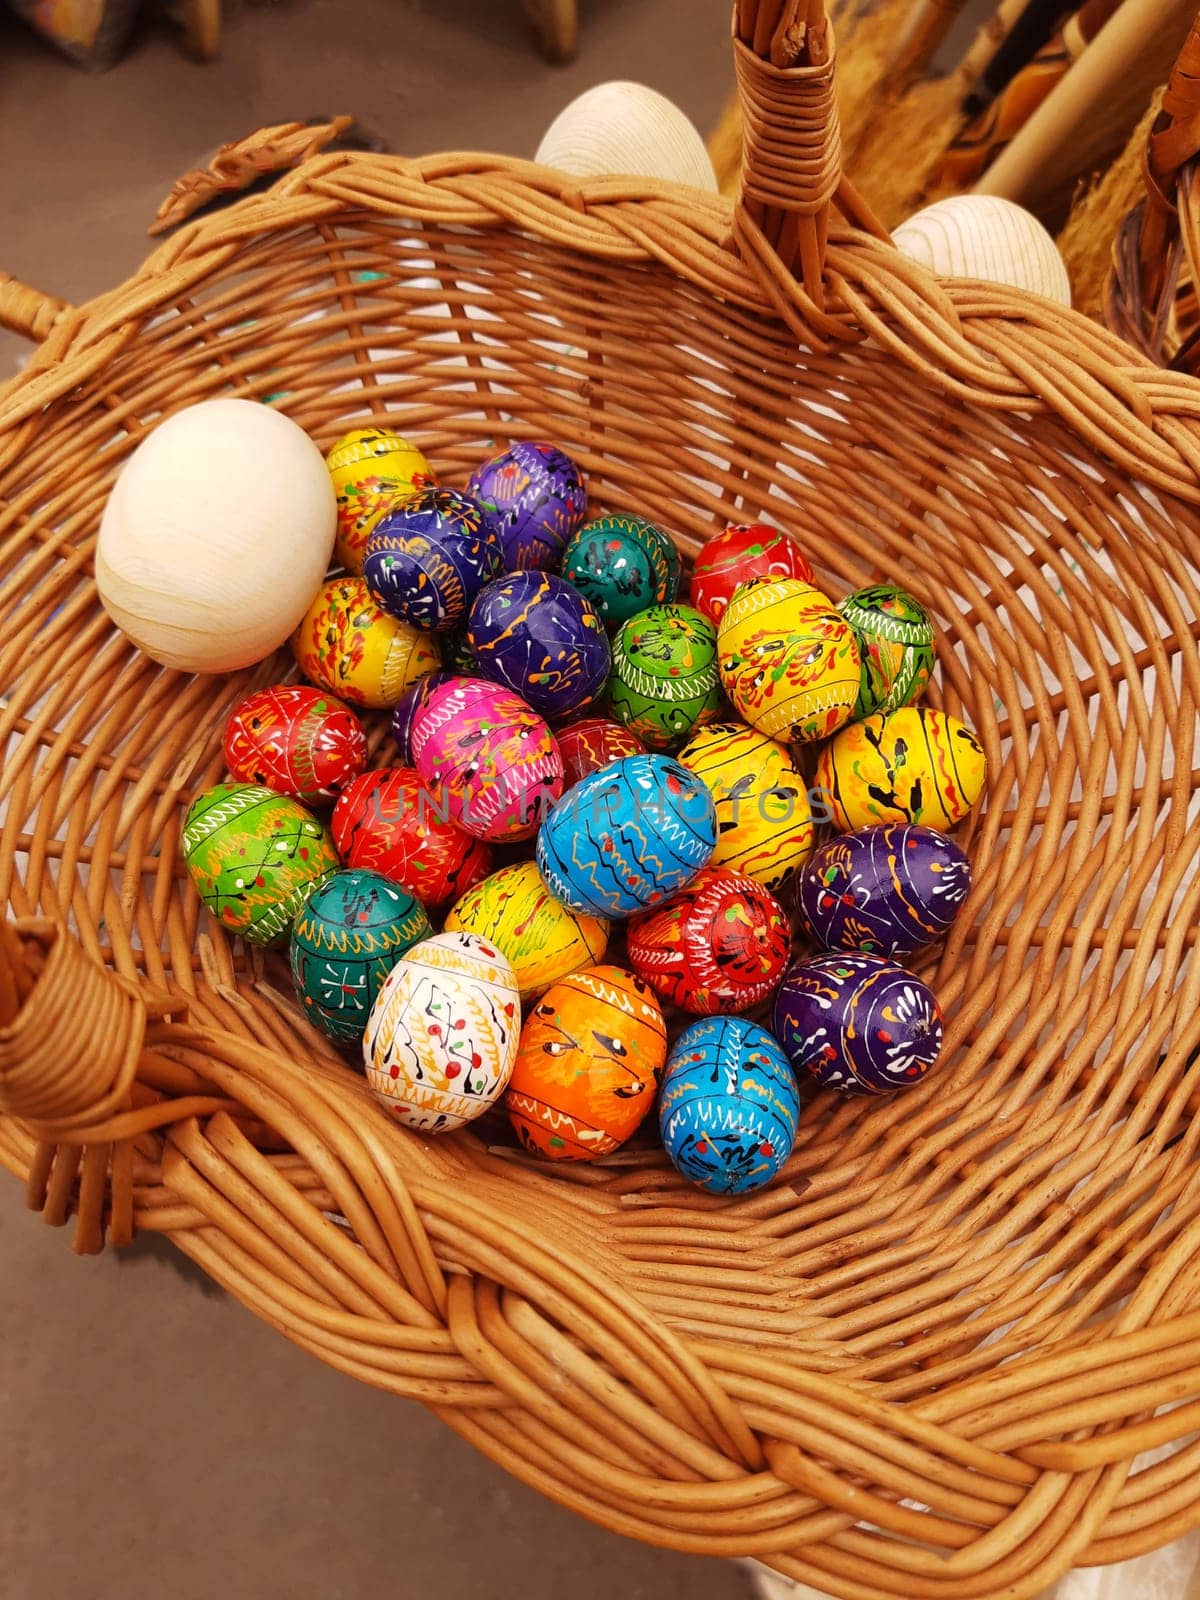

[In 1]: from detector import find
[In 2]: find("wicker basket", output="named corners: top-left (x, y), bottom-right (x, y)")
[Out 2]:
top-left (4, 4), bottom-right (1200, 1596)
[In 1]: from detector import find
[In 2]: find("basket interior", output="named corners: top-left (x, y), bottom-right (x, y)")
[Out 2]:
top-left (5, 199), bottom-right (1200, 1415)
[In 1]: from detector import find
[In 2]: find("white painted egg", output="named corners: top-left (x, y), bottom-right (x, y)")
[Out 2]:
top-left (96, 398), bottom-right (336, 673)
top-left (892, 195), bottom-right (1071, 307)
top-left (535, 81), bottom-right (718, 193)
top-left (363, 930), bottom-right (520, 1133)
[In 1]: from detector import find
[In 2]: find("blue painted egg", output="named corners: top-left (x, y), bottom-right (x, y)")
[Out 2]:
top-left (467, 441), bottom-right (586, 571)
top-left (659, 1016), bottom-right (800, 1195)
top-left (290, 868), bottom-right (432, 1043)
top-left (536, 753), bottom-right (717, 919)
top-left (390, 670), bottom-right (454, 765)
top-left (468, 571), bottom-right (610, 720)
top-left (363, 487), bottom-right (503, 632)
top-left (797, 822), bottom-right (971, 958)
top-left (773, 953), bottom-right (943, 1095)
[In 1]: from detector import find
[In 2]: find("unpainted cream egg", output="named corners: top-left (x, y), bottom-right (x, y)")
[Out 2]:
top-left (535, 81), bottom-right (718, 193)
top-left (892, 195), bottom-right (1071, 307)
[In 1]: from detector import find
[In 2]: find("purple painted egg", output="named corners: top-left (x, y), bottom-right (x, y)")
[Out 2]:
top-left (411, 676), bottom-right (563, 842)
top-left (797, 823), bottom-right (971, 958)
top-left (363, 487), bottom-right (504, 632)
top-left (468, 571), bottom-right (610, 721)
top-left (467, 441), bottom-right (586, 571)
top-left (773, 953), bottom-right (943, 1095)
top-left (390, 670), bottom-right (454, 765)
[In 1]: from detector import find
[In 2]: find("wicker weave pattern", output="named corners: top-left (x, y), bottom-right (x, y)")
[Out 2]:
top-left (2, 4), bottom-right (1200, 1595)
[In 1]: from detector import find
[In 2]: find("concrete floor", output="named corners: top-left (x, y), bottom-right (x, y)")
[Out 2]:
top-left (0, 5), bottom-right (749, 1598)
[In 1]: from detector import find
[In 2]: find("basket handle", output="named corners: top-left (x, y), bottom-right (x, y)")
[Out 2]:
top-left (0, 272), bottom-right (71, 344)
top-left (730, 0), bottom-right (888, 316)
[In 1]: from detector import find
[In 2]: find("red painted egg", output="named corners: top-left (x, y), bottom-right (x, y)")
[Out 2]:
top-left (690, 522), bottom-right (814, 625)
top-left (554, 717), bottom-right (646, 791)
top-left (223, 684), bottom-right (367, 805)
top-left (627, 866), bottom-right (791, 1015)
top-left (332, 767), bottom-right (492, 909)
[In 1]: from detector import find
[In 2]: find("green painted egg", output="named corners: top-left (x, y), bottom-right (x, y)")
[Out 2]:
top-left (561, 514), bottom-right (681, 629)
top-left (290, 868), bottom-right (432, 1042)
top-left (608, 603), bottom-right (724, 749)
top-left (838, 584), bottom-right (935, 718)
top-left (182, 783), bottom-right (338, 946)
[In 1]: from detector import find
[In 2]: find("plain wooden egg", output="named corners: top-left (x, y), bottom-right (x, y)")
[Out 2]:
top-left (535, 81), bottom-right (718, 193)
top-left (96, 398), bottom-right (336, 673)
top-left (892, 195), bottom-right (1071, 307)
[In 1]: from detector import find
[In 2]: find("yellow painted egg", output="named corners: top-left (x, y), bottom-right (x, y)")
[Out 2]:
top-left (326, 426), bottom-right (436, 573)
top-left (363, 931), bottom-right (520, 1133)
top-left (815, 706), bottom-right (987, 831)
top-left (505, 966), bottom-right (666, 1161)
top-left (443, 859), bottom-right (609, 1000)
top-left (292, 576), bottom-right (441, 709)
top-left (677, 721), bottom-right (816, 890)
top-left (717, 578), bottom-right (861, 743)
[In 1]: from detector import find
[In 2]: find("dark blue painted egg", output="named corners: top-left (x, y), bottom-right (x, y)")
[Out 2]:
top-left (797, 822), bottom-right (971, 958)
top-left (773, 953), bottom-right (943, 1095)
top-left (363, 487), bottom-right (503, 632)
top-left (467, 441), bottom-right (586, 571)
top-left (659, 1016), bottom-right (799, 1195)
top-left (536, 752), bottom-right (716, 919)
top-left (468, 571), bottom-right (610, 721)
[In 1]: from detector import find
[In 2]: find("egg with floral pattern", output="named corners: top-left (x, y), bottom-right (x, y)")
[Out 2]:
top-left (443, 860), bottom-right (609, 1001)
top-left (292, 576), bottom-right (441, 709)
top-left (608, 603), bottom-right (723, 750)
top-left (326, 426), bottom-right (436, 573)
top-left (331, 767), bottom-right (493, 909)
top-left (224, 684), bottom-right (367, 805)
top-left (815, 706), bottom-right (987, 831)
top-left (837, 584), bottom-right (936, 718)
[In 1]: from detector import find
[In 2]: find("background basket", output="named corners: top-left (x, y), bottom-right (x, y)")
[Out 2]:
top-left (4, 3), bottom-right (1200, 1597)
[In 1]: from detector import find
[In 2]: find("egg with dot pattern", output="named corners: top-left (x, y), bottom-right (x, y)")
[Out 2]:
top-left (326, 426), bottom-right (436, 573)
top-left (443, 860), bottom-right (610, 1000)
top-left (837, 584), bottom-right (936, 718)
top-left (608, 603), bottom-right (723, 750)
top-left (815, 706), bottom-right (987, 831)
top-left (690, 522), bottom-right (814, 625)
top-left (773, 953), bottom-right (943, 1095)
top-left (717, 577), bottom-right (860, 743)
top-left (536, 753), bottom-right (717, 920)
top-left (331, 767), bottom-right (493, 909)
top-left (468, 572), bottom-right (610, 720)
top-left (468, 440), bottom-right (587, 571)
top-left (290, 869), bottom-right (432, 1042)
top-left (505, 966), bottom-right (666, 1160)
top-left (292, 576), bottom-right (441, 709)
top-left (797, 823), bottom-right (971, 958)
top-left (364, 931), bottom-right (520, 1132)
top-left (677, 721), bottom-right (815, 890)
top-left (658, 1017), bottom-right (799, 1195)
top-left (363, 487), bottom-right (503, 633)
top-left (561, 514), bottom-right (681, 629)
top-left (182, 783), bottom-right (338, 946)
top-left (224, 684), bottom-right (367, 805)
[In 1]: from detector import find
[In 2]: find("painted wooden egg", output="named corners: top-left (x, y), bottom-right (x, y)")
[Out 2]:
top-left (658, 1016), bottom-right (799, 1195)
top-left (390, 670), bottom-right (454, 765)
top-left (411, 677), bottom-right (564, 842)
top-left (362, 487), bottom-right (504, 633)
top-left (837, 584), bottom-right (936, 718)
top-left (505, 966), bottom-right (666, 1160)
top-left (468, 572), bottom-right (610, 720)
top-left (773, 953), bottom-right (944, 1095)
top-left (290, 868), bottom-right (432, 1042)
top-left (555, 717), bottom-right (645, 790)
top-left (627, 867), bottom-right (791, 1015)
top-left (608, 603), bottom-right (723, 750)
top-left (467, 440), bottom-right (587, 571)
top-left (717, 578), bottom-right (860, 743)
top-left (815, 706), bottom-right (987, 831)
top-left (797, 823), bottom-right (971, 958)
top-left (223, 684), bottom-right (368, 805)
top-left (182, 782), bottom-right (338, 945)
top-left (292, 576), bottom-right (441, 710)
top-left (331, 767), bottom-right (493, 909)
top-left (536, 753), bottom-right (717, 919)
top-left (326, 425), bottom-right (436, 573)
top-left (560, 514), bottom-right (681, 630)
top-left (690, 522), bottom-right (814, 625)
top-left (363, 931), bottom-right (520, 1132)
top-left (677, 721), bottom-right (815, 891)
top-left (443, 860), bottom-right (609, 1000)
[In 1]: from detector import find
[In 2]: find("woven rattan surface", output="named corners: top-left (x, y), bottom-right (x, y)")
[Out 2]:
top-left (4, 4), bottom-right (1200, 1595)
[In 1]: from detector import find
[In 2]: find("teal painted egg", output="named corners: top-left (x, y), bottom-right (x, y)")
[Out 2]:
top-left (182, 783), bottom-right (338, 946)
top-left (608, 603), bottom-right (723, 750)
top-left (837, 584), bottom-right (935, 717)
top-left (291, 868), bottom-right (432, 1043)
top-left (561, 515), bottom-right (681, 629)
